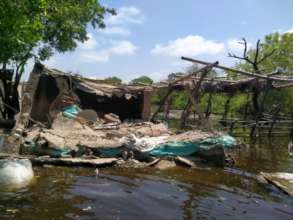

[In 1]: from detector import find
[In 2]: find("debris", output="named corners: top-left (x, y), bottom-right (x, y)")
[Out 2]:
top-left (260, 172), bottom-right (293, 196)
top-left (77, 109), bottom-right (98, 125)
top-left (149, 134), bottom-right (235, 158)
top-left (82, 206), bottom-right (92, 211)
top-left (121, 134), bottom-right (170, 152)
top-left (22, 140), bottom-right (72, 158)
top-left (62, 104), bottom-right (81, 118)
top-left (146, 158), bottom-right (161, 167)
top-left (31, 157), bottom-right (118, 168)
top-left (154, 159), bottom-right (176, 170)
top-left (174, 156), bottom-right (196, 168)
top-left (104, 113), bottom-right (121, 124)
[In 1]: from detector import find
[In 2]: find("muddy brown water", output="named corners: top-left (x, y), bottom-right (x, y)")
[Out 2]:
top-left (1, 134), bottom-right (293, 219)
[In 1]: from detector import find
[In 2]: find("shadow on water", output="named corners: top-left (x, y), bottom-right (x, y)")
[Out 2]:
top-left (0, 122), bottom-right (293, 219)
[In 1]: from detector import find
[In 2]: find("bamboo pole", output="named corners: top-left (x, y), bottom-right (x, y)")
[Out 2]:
top-left (169, 61), bottom-right (219, 85)
top-left (182, 56), bottom-right (293, 82)
top-left (151, 87), bottom-right (173, 121)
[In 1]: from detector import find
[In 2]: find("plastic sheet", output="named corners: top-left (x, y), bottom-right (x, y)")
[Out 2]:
top-left (149, 135), bottom-right (236, 157)
top-left (62, 105), bottom-right (81, 118)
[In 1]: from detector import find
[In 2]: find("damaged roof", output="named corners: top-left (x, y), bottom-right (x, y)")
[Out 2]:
top-left (39, 63), bottom-right (153, 98)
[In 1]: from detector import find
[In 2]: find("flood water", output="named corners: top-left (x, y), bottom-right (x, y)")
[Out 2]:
top-left (1, 135), bottom-right (293, 219)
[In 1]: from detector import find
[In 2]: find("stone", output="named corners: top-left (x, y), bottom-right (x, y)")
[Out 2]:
top-left (154, 159), bottom-right (176, 170)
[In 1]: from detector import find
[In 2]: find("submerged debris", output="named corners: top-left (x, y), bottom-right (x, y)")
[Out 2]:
top-left (260, 172), bottom-right (293, 197)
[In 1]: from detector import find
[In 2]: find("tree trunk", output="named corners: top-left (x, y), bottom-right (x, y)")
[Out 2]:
top-left (0, 69), bottom-right (20, 120)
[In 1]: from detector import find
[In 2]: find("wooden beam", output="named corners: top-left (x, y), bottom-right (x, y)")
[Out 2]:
top-left (184, 83), bottom-right (205, 122)
top-left (0, 154), bottom-right (118, 167)
top-left (169, 61), bottom-right (219, 85)
top-left (182, 56), bottom-right (293, 82)
top-left (142, 90), bottom-right (152, 120)
top-left (151, 87), bottom-right (173, 121)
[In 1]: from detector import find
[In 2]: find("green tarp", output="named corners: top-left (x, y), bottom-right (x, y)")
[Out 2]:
top-left (98, 135), bottom-right (236, 157)
top-left (149, 135), bottom-right (236, 157)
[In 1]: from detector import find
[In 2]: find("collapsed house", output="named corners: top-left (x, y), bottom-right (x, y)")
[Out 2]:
top-left (11, 63), bottom-right (236, 168)
top-left (16, 63), bottom-right (152, 129)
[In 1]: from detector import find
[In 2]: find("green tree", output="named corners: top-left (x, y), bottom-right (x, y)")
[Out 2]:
top-left (228, 32), bottom-right (293, 118)
top-left (131, 76), bottom-right (153, 85)
top-left (249, 32), bottom-right (293, 74)
top-left (0, 0), bottom-right (114, 119)
top-left (103, 76), bottom-right (122, 85)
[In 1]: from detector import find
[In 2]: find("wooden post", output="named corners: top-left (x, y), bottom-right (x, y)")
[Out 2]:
top-left (163, 95), bottom-right (172, 120)
top-left (205, 92), bottom-right (213, 119)
top-left (221, 94), bottom-right (233, 126)
top-left (151, 87), bottom-right (173, 122)
top-left (142, 89), bottom-right (152, 121)
top-left (184, 83), bottom-right (204, 122)
top-left (180, 100), bottom-right (192, 128)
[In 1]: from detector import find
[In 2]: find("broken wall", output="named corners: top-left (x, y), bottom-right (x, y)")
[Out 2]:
top-left (16, 63), bottom-right (152, 128)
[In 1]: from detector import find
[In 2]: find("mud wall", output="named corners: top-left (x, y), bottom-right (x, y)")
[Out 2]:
top-left (30, 75), bottom-right (59, 122)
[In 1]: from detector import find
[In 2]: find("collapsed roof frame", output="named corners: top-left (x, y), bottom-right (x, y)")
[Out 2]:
top-left (150, 56), bottom-right (293, 134)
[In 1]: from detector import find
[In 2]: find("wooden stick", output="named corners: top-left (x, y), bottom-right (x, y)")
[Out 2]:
top-left (169, 61), bottom-right (219, 85)
top-left (0, 154), bottom-right (118, 167)
top-left (181, 56), bottom-right (293, 82)
top-left (184, 84), bottom-right (206, 125)
top-left (151, 87), bottom-right (173, 121)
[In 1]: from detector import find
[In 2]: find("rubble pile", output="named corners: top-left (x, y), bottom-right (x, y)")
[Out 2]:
top-left (11, 63), bottom-right (237, 169)
top-left (17, 109), bottom-right (236, 168)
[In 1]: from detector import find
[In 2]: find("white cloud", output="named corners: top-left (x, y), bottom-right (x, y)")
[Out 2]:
top-left (108, 41), bottom-right (137, 55)
top-left (151, 35), bottom-right (225, 57)
top-left (100, 26), bottom-right (131, 36)
top-left (78, 33), bottom-right (98, 50)
top-left (78, 41), bottom-right (137, 63)
top-left (286, 28), bottom-right (293, 33)
top-left (227, 38), bottom-right (252, 53)
top-left (106, 6), bottom-right (145, 25)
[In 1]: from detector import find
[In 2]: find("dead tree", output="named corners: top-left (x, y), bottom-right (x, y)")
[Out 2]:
top-left (228, 38), bottom-right (275, 137)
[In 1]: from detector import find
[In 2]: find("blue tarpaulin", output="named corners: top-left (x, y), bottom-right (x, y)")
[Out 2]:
top-left (149, 135), bottom-right (236, 157)
top-left (62, 105), bottom-right (81, 118)
top-left (97, 135), bottom-right (236, 157)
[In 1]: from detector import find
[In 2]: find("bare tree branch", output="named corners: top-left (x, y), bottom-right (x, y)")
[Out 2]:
top-left (241, 38), bottom-right (248, 58)
top-left (254, 40), bottom-right (261, 64)
top-left (228, 38), bottom-right (255, 66)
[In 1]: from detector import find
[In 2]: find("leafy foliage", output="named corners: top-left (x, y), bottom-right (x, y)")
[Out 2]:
top-left (131, 76), bottom-right (153, 85)
top-left (0, 0), bottom-right (113, 65)
top-left (0, 0), bottom-right (113, 118)
top-left (103, 76), bottom-right (122, 85)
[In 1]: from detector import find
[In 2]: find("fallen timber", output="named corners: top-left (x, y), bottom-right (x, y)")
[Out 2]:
top-left (260, 172), bottom-right (293, 197)
top-left (0, 153), bottom-right (118, 167)
top-left (149, 56), bottom-right (293, 137)
top-left (181, 56), bottom-right (293, 82)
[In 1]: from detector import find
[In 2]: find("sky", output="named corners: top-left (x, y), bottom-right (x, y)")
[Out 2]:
top-left (26, 0), bottom-right (293, 82)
